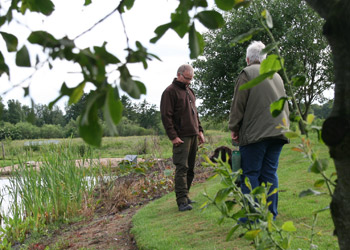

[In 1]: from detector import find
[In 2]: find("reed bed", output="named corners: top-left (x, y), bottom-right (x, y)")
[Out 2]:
top-left (1, 141), bottom-right (102, 244)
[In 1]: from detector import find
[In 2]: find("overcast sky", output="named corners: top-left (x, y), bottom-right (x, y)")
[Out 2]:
top-left (0, 0), bottom-right (212, 112)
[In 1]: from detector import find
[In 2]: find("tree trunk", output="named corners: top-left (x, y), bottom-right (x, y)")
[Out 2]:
top-left (306, 0), bottom-right (350, 249)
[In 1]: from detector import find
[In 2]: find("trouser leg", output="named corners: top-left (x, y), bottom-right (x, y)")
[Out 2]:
top-left (240, 141), bottom-right (266, 195)
top-left (260, 140), bottom-right (284, 218)
top-left (173, 136), bottom-right (197, 206)
top-left (240, 139), bottom-right (284, 218)
top-left (187, 136), bottom-right (198, 192)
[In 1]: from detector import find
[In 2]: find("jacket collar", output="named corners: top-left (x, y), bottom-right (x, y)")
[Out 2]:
top-left (173, 78), bottom-right (187, 89)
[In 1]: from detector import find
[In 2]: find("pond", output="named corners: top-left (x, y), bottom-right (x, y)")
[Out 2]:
top-left (23, 140), bottom-right (60, 146)
top-left (0, 177), bottom-right (13, 227)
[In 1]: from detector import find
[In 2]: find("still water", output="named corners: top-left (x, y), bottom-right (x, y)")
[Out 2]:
top-left (0, 177), bottom-right (13, 227)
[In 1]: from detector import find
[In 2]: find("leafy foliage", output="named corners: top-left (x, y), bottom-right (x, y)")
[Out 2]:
top-left (0, 0), bottom-right (230, 146)
top-left (192, 0), bottom-right (333, 122)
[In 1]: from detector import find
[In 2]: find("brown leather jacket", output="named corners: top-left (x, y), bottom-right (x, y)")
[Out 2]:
top-left (160, 79), bottom-right (203, 140)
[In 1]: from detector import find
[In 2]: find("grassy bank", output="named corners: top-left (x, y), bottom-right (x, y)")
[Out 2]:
top-left (131, 135), bottom-right (338, 250)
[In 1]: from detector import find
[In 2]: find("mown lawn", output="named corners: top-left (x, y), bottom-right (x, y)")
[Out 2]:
top-left (131, 134), bottom-right (339, 250)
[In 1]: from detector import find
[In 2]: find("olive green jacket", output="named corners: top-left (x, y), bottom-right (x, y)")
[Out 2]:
top-left (228, 63), bottom-right (289, 146)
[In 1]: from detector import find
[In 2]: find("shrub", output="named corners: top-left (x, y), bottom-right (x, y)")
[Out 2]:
top-left (40, 124), bottom-right (65, 138)
top-left (15, 122), bottom-right (40, 139)
top-left (0, 122), bottom-right (21, 140)
top-left (64, 119), bottom-right (79, 138)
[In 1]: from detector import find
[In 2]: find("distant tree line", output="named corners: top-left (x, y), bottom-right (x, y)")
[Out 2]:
top-left (0, 95), bottom-right (164, 140)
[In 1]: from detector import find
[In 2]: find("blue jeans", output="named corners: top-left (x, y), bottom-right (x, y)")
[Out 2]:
top-left (240, 139), bottom-right (285, 218)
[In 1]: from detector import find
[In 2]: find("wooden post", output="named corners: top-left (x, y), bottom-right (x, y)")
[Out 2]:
top-left (1, 142), bottom-right (5, 160)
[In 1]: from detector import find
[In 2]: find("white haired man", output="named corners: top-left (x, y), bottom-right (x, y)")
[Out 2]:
top-left (228, 41), bottom-right (290, 221)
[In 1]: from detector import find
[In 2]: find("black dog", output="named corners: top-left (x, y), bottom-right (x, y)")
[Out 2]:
top-left (210, 146), bottom-right (232, 166)
top-left (210, 146), bottom-right (241, 187)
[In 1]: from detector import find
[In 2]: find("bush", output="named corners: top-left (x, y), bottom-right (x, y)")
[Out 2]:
top-left (116, 117), bottom-right (155, 136)
top-left (0, 122), bottom-right (21, 140)
top-left (40, 124), bottom-right (65, 138)
top-left (16, 122), bottom-right (40, 139)
top-left (64, 119), bottom-right (79, 138)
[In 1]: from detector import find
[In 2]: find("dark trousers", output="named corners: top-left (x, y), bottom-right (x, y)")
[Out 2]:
top-left (173, 136), bottom-right (198, 206)
top-left (240, 139), bottom-right (285, 218)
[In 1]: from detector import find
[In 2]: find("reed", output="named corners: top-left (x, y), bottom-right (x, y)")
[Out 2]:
top-left (1, 141), bottom-right (99, 243)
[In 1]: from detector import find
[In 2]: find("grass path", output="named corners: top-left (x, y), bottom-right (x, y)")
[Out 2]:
top-left (131, 139), bottom-right (339, 250)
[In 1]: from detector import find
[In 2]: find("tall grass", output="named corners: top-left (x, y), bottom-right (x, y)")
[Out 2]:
top-left (1, 141), bottom-right (100, 244)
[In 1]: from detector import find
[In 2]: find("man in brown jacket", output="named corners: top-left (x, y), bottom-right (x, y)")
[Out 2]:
top-left (160, 64), bottom-right (205, 212)
top-left (229, 41), bottom-right (289, 221)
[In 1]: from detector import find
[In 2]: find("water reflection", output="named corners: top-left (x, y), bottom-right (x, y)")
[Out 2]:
top-left (0, 177), bottom-right (12, 227)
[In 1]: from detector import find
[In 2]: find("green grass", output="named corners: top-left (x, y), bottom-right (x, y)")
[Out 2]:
top-left (131, 134), bottom-right (339, 250)
top-left (0, 130), bottom-right (231, 168)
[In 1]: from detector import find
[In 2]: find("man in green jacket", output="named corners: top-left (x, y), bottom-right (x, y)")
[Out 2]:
top-left (229, 41), bottom-right (289, 220)
top-left (161, 64), bottom-right (205, 212)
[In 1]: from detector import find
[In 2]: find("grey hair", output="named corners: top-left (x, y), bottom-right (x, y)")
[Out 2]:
top-left (246, 41), bottom-right (266, 64)
top-left (177, 64), bottom-right (193, 75)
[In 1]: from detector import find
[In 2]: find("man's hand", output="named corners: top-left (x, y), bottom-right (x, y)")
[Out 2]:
top-left (198, 131), bottom-right (205, 145)
top-left (172, 137), bottom-right (184, 147)
top-left (231, 131), bottom-right (239, 144)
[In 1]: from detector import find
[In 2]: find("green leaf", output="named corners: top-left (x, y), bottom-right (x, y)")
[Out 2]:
top-left (233, 0), bottom-right (251, 9)
top-left (103, 86), bottom-right (123, 135)
top-left (284, 131), bottom-right (300, 139)
top-left (299, 188), bottom-right (322, 198)
top-left (0, 16), bottom-right (6, 27)
top-left (16, 46), bottom-right (31, 67)
top-left (0, 51), bottom-right (9, 76)
top-left (226, 224), bottom-right (240, 241)
top-left (291, 75), bottom-right (306, 87)
top-left (21, 0), bottom-right (55, 16)
top-left (79, 115), bottom-right (102, 147)
top-left (281, 221), bottom-right (297, 232)
top-left (314, 179), bottom-right (325, 188)
top-left (28, 31), bottom-right (59, 48)
top-left (214, 187), bottom-right (232, 203)
top-left (231, 28), bottom-right (263, 46)
top-left (195, 0), bottom-right (208, 7)
top-left (262, 42), bottom-right (279, 54)
top-left (195, 10), bottom-right (225, 29)
top-left (189, 23), bottom-right (204, 59)
top-left (261, 9), bottom-right (273, 29)
top-left (215, 0), bottom-right (235, 11)
top-left (231, 209), bottom-right (246, 220)
top-left (0, 32), bottom-right (18, 52)
top-left (135, 80), bottom-right (147, 95)
top-left (239, 71), bottom-right (275, 90)
top-left (150, 23), bottom-right (173, 44)
top-left (309, 158), bottom-right (329, 173)
top-left (79, 93), bottom-right (103, 147)
top-left (260, 55), bottom-right (283, 75)
top-left (94, 45), bottom-right (120, 64)
top-left (117, 0), bottom-right (135, 13)
top-left (270, 97), bottom-right (288, 117)
top-left (307, 114), bottom-right (315, 125)
top-left (244, 229), bottom-right (261, 240)
top-left (23, 87), bottom-right (30, 97)
top-left (251, 186), bottom-right (265, 195)
top-left (84, 0), bottom-right (92, 5)
top-left (281, 237), bottom-right (291, 249)
top-left (69, 82), bottom-right (86, 105)
top-left (244, 177), bottom-right (252, 191)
